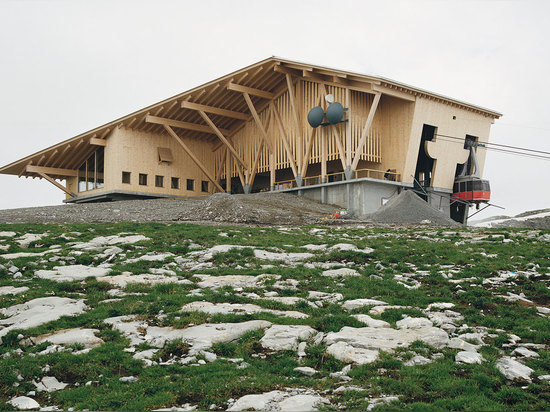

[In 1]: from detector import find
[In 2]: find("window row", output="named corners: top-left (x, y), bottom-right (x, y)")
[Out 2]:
top-left (122, 172), bottom-right (209, 192)
top-left (78, 148), bottom-right (104, 192)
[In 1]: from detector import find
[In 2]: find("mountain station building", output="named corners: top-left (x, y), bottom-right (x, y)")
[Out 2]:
top-left (0, 57), bottom-right (501, 223)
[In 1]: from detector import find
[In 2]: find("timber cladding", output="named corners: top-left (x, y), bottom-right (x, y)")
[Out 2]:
top-left (0, 57), bottom-right (501, 201)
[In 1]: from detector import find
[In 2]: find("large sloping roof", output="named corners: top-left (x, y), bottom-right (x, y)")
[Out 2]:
top-left (0, 56), bottom-right (502, 178)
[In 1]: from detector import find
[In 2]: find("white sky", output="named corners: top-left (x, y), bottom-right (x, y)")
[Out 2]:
top-left (1, 0), bottom-right (549, 220)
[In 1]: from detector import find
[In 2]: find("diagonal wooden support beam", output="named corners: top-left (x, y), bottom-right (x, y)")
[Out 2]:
top-left (26, 165), bottom-right (78, 177)
top-left (300, 127), bottom-right (317, 177)
top-left (182, 101), bottom-right (249, 120)
top-left (163, 125), bottom-right (224, 192)
top-left (36, 172), bottom-right (75, 197)
top-left (333, 125), bottom-right (347, 172)
top-left (351, 93), bottom-right (381, 171)
top-left (270, 102), bottom-right (298, 179)
top-left (242, 92), bottom-right (274, 153)
top-left (227, 82), bottom-right (274, 99)
top-left (247, 140), bottom-right (265, 188)
top-left (198, 110), bottom-right (248, 170)
top-left (146, 115), bottom-right (231, 135)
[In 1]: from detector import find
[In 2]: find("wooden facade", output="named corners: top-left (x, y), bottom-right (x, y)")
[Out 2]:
top-left (0, 57), bottom-right (501, 203)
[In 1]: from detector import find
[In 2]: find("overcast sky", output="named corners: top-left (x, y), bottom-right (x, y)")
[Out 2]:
top-left (1, 0), bottom-right (549, 220)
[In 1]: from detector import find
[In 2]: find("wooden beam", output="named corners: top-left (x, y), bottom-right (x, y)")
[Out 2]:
top-left (247, 140), bottom-right (264, 188)
top-left (100, 128), bottom-right (111, 139)
top-left (351, 93), bottom-right (381, 171)
top-left (285, 73), bottom-right (302, 157)
top-left (270, 103), bottom-right (298, 179)
top-left (198, 110), bottom-right (249, 169)
top-left (182, 101), bottom-right (249, 121)
top-left (242, 92), bottom-right (274, 153)
top-left (145, 115), bottom-right (231, 135)
top-left (300, 127), bottom-right (317, 177)
top-left (345, 88), bottom-right (352, 167)
top-left (225, 149), bottom-right (231, 193)
top-left (227, 82), bottom-right (274, 99)
top-left (26, 165), bottom-right (78, 177)
top-left (36, 172), bottom-right (75, 197)
top-left (215, 147), bottom-right (227, 182)
top-left (372, 85), bottom-right (416, 102)
top-left (90, 138), bottom-right (107, 147)
top-left (45, 149), bottom-right (59, 165)
top-left (333, 125), bottom-right (347, 171)
top-left (163, 124), bottom-right (224, 192)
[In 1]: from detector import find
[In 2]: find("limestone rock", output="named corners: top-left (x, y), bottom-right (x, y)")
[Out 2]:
top-left (35, 264), bottom-right (111, 282)
top-left (33, 376), bottom-right (68, 392)
top-left (326, 341), bottom-right (379, 365)
top-left (227, 391), bottom-right (286, 411)
top-left (455, 351), bottom-right (485, 364)
top-left (181, 301), bottom-right (308, 319)
top-left (260, 325), bottom-right (317, 351)
top-left (512, 346), bottom-right (540, 358)
top-left (321, 268), bottom-right (361, 278)
top-left (194, 274), bottom-right (279, 290)
top-left (277, 394), bottom-right (327, 411)
top-left (103, 273), bottom-right (192, 288)
top-left (404, 355), bottom-right (433, 366)
top-left (0, 286), bottom-right (29, 296)
top-left (0, 297), bottom-right (87, 342)
top-left (496, 356), bottom-right (534, 382)
top-left (329, 243), bottom-right (374, 254)
top-left (342, 298), bottom-right (388, 311)
top-left (72, 234), bottom-right (149, 251)
top-left (351, 315), bottom-right (390, 328)
top-left (396, 317), bottom-right (433, 329)
top-left (25, 328), bottom-right (104, 349)
top-left (294, 366), bottom-right (317, 376)
top-left (8, 396), bottom-right (40, 410)
top-left (253, 249), bottom-right (314, 262)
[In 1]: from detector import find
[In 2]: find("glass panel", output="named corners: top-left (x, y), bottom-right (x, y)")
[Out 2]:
top-left (96, 147), bottom-right (104, 189)
top-left (87, 152), bottom-right (95, 190)
top-left (78, 162), bottom-right (86, 192)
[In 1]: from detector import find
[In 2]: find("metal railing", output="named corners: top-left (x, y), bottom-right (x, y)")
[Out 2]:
top-left (274, 168), bottom-right (401, 191)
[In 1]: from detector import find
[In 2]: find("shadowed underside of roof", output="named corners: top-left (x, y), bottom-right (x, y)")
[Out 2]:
top-left (0, 56), bottom-right (502, 179)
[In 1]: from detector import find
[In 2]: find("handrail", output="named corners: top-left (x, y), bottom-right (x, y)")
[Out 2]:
top-left (275, 168), bottom-right (401, 190)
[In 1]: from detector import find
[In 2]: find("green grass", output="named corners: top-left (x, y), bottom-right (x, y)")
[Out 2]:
top-left (0, 222), bottom-right (549, 410)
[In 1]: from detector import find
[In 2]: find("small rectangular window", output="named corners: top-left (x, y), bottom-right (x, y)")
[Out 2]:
top-left (158, 147), bottom-right (173, 163)
top-left (122, 171), bottom-right (131, 184)
top-left (186, 179), bottom-right (195, 191)
top-left (201, 180), bottom-right (209, 193)
top-left (155, 175), bottom-right (164, 187)
top-left (171, 177), bottom-right (179, 189)
top-left (139, 173), bottom-right (148, 186)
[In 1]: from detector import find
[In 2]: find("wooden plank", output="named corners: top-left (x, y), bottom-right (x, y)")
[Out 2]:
top-left (163, 124), bottom-right (224, 192)
top-left (270, 103), bottom-right (298, 179)
top-left (198, 110), bottom-right (249, 169)
top-left (247, 140), bottom-right (265, 188)
top-left (345, 88), bottom-right (352, 167)
top-left (333, 125), bottom-right (347, 171)
top-left (351, 93), bottom-right (381, 171)
top-left (300, 127), bottom-right (317, 177)
top-left (26, 165), bottom-right (78, 177)
top-left (227, 82), bottom-right (274, 99)
top-left (225, 149), bottom-right (231, 192)
top-left (182, 101), bottom-right (249, 120)
top-left (145, 114), bottom-right (231, 135)
top-left (36, 172), bottom-right (75, 197)
top-left (372, 84), bottom-right (415, 102)
top-left (285, 74), bottom-right (302, 159)
top-left (90, 138), bottom-right (107, 147)
top-left (216, 147), bottom-right (227, 182)
top-left (242, 92), bottom-right (274, 153)
top-left (45, 149), bottom-right (59, 165)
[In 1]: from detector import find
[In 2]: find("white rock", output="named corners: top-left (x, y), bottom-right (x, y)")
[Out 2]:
top-left (260, 325), bottom-right (317, 351)
top-left (330, 243), bottom-right (374, 254)
top-left (367, 396), bottom-right (399, 411)
top-left (72, 235), bottom-right (149, 251)
top-left (307, 291), bottom-right (343, 303)
top-left (119, 376), bottom-right (138, 383)
top-left (261, 296), bottom-right (317, 308)
top-left (404, 355), bottom-right (433, 366)
top-left (227, 391), bottom-right (286, 411)
top-left (297, 341), bottom-right (307, 357)
top-left (539, 375), bottom-right (550, 381)
top-left (302, 244), bottom-right (327, 251)
top-left (448, 338), bottom-right (479, 352)
top-left (512, 346), bottom-right (540, 358)
top-left (1, 249), bottom-right (62, 260)
top-left (321, 268), bottom-right (360, 278)
top-left (0, 231), bottom-right (16, 237)
top-left (326, 341), bottom-right (379, 365)
top-left (396, 317), bottom-right (433, 329)
top-left (426, 302), bottom-right (455, 310)
top-left (33, 376), bottom-right (68, 392)
top-left (194, 274), bottom-right (278, 290)
top-left (496, 356), bottom-right (534, 382)
top-left (16, 233), bottom-right (46, 248)
top-left (0, 286), bottom-right (29, 296)
top-left (455, 351), bottom-right (485, 364)
top-left (325, 325), bottom-right (449, 355)
top-left (294, 366), bottom-right (317, 376)
top-left (253, 249), bottom-right (314, 262)
top-left (278, 394), bottom-right (327, 411)
top-left (369, 305), bottom-right (413, 316)
top-left (342, 299), bottom-right (388, 311)
top-left (180, 301), bottom-right (308, 319)
top-left (104, 316), bottom-right (271, 353)
top-left (0, 297), bottom-right (87, 342)
top-left (35, 265), bottom-right (111, 282)
top-left (124, 253), bottom-right (174, 263)
top-left (536, 307), bottom-right (550, 316)
top-left (25, 328), bottom-right (104, 349)
top-left (428, 310), bottom-right (464, 326)
top-left (352, 314), bottom-right (390, 328)
top-left (8, 396), bottom-right (40, 410)
top-left (103, 273), bottom-right (191, 288)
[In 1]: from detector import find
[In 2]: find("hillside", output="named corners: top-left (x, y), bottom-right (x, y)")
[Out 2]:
top-left (0, 223), bottom-right (549, 411)
top-left (471, 208), bottom-right (550, 229)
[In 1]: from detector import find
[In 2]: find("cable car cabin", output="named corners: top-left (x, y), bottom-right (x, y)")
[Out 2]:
top-left (453, 177), bottom-right (491, 202)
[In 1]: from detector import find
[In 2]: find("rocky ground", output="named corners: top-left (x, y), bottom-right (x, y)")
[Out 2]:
top-left (0, 223), bottom-right (549, 411)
